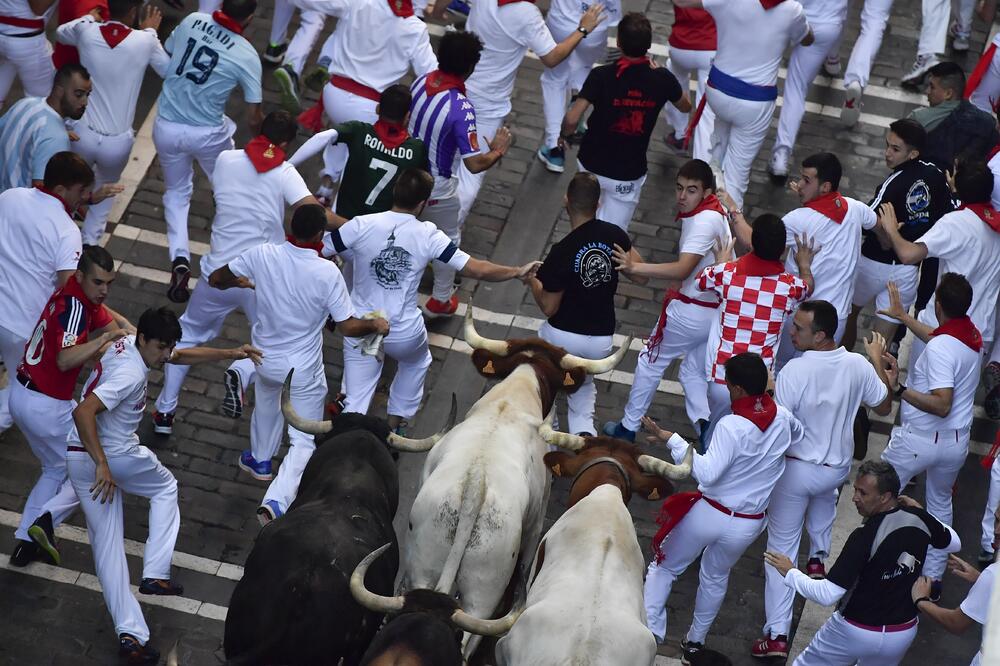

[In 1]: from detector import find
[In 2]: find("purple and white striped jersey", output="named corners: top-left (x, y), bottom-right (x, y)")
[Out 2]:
top-left (409, 73), bottom-right (482, 197)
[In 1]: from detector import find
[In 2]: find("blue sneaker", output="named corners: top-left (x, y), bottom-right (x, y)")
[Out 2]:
top-left (537, 146), bottom-right (565, 173)
top-left (238, 450), bottom-right (273, 481)
top-left (257, 499), bottom-right (283, 526)
top-left (446, 0), bottom-right (470, 15)
top-left (602, 420), bottom-right (636, 442)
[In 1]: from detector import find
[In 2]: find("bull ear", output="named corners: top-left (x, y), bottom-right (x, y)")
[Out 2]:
top-left (543, 451), bottom-right (573, 478)
top-left (631, 474), bottom-right (673, 502)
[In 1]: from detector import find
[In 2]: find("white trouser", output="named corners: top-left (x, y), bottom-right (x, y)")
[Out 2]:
top-left (280, 9), bottom-right (325, 75)
top-left (775, 315), bottom-right (847, 372)
top-left (320, 84), bottom-right (379, 182)
top-left (67, 445), bottom-right (179, 645)
top-left (269, 0), bottom-right (295, 45)
top-left (540, 19), bottom-right (609, 149)
top-left (774, 21), bottom-right (845, 156)
top-left (197, 0), bottom-right (221, 11)
top-left (9, 382), bottom-right (80, 540)
top-left (881, 424), bottom-right (969, 580)
top-left (342, 326), bottom-right (432, 419)
top-left (982, 456), bottom-right (1000, 554)
top-left (254, 360), bottom-right (327, 512)
top-left (577, 160), bottom-right (647, 231)
top-left (622, 299), bottom-right (716, 431)
top-left (763, 458), bottom-right (850, 637)
top-left (70, 122), bottom-right (135, 246)
top-left (539, 321), bottom-right (613, 436)
top-left (665, 47), bottom-right (716, 163)
top-left (155, 278), bottom-right (256, 414)
top-left (0, 323), bottom-right (28, 431)
top-left (644, 498), bottom-right (767, 643)
top-left (152, 115), bottom-right (236, 261)
top-left (423, 194), bottom-right (463, 302)
top-left (917, 0), bottom-right (951, 56)
top-left (970, 48), bottom-right (1000, 115)
top-left (0, 32), bottom-right (54, 107)
top-left (843, 0), bottom-right (895, 89)
top-left (793, 612), bottom-right (917, 666)
top-left (457, 113), bottom-right (502, 224)
top-left (852, 257), bottom-right (918, 323)
top-left (706, 87), bottom-right (774, 209)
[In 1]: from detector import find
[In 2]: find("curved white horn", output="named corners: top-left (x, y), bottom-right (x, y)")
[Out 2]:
top-left (349, 543), bottom-right (406, 614)
top-left (463, 302), bottom-right (509, 356)
top-left (637, 445), bottom-right (694, 481)
top-left (559, 336), bottom-right (634, 374)
top-left (282, 369), bottom-right (333, 435)
top-left (538, 415), bottom-right (587, 452)
top-left (387, 394), bottom-right (459, 452)
top-left (450, 606), bottom-right (520, 637)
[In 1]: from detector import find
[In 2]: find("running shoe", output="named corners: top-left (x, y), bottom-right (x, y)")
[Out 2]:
top-left (751, 634), bottom-right (789, 659)
top-left (152, 410), bottom-right (174, 436)
top-left (422, 295), bottom-right (459, 318)
top-left (901, 54), bottom-right (940, 86)
top-left (602, 420), bottom-right (636, 442)
top-left (27, 512), bottom-right (60, 566)
top-left (261, 41), bottom-right (288, 65)
top-left (221, 368), bottom-right (244, 419)
top-left (536, 146), bottom-right (565, 173)
top-left (841, 80), bottom-right (863, 127)
top-left (257, 499), bottom-right (284, 526)
top-left (238, 450), bottom-right (273, 481)
top-left (166, 256), bottom-right (191, 304)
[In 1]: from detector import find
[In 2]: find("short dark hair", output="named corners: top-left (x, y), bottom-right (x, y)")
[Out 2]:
top-left (108, 0), bottom-right (141, 19)
top-left (858, 460), bottom-right (900, 498)
top-left (221, 0), bottom-right (256, 21)
top-left (618, 12), bottom-right (652, 57)
top-left (954, 161), bottom-right (994, 203)
top-left (888, 118), bottom-right (926, 155)
top-left (290, 204), bottom-right (327, 241)
top-left (928, 61), bottom-right (966, 96)
top-left (137, 307), bottom-right (182, 346)
top-left (437, 30), bottom-right (483, 78)
top-left (392, 168), bottom-right (433, 208)
top-left (677, 159), bottom-right (715, 191)
top-left (43, 151), bottom-right (94, 190)
top-left (379, 84), bottom-right (412, 124)
top-left (260, 110), bottom-right (298, 145)
top-left (78, 245), bottom-right (114, 275)
top-left (750, 214), bottom-right (787, 261)
top-left (798, 300), bottom-right (838, 340)
top-left (936, 272), bottom-right (973, 319)
top-left (567, 173), bottom-right (600, 216)
top-left (53, 63), bottom-right (89, 91)
top-left (801, 152), bottom-right (842, 191)
top-left (724, 353), bottom-right (768, 395)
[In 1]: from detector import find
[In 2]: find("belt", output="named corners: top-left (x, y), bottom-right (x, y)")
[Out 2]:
top-left (16, 372), bottom-right (41, 393)
top-left (785, 454), bottom-right (834, 468)
top-left (707, 66), bottom-right (778, 102)
top-left (643, 289), bottom-right (720, 362)
top-left (329, 75), bottom-right (380, 102)
top-left (67, 445), bottom-right (86, 453)
top-left (703, 496), bottom-right (765, 520)
top-left (0, 14), bottom-right (44, 29)
top-left (844, 616), bottom-right (918, 633)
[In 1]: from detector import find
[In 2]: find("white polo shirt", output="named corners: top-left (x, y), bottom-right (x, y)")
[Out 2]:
top-left (324, 210), bottom-right (470, 338)
top-left (777, 347), bottom-right (887, 468)
top-left (960, 562), bottom-right (996, 666)
top-left (56, 17), bottom-right (170, 136)
top-left (70, 336), bottom-right (149, 456)
top-left (200, 150), bottom-right (311, 278)
top-left (901, 332), bottom-right (980, 432)
top-left (677, 208), bottom-right (731, 302)
top-left (465, 0), bottom-right (557, 118)
top-left (0, 188), bottom-right (82, 339)
top-left (228, 242), bottom-right (356, 370)
top-left (917, 207), bottom-right (1000, 343)
top-left (702, 0), bottom-right (809, 86)
top-left (782, 197), bottom-right (876, 320)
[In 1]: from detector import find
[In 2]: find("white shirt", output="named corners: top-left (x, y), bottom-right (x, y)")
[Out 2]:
top-left (989, 151), bottom-right (1000, 210)
top-left (324, 210), bottom-right (470, 338)
top-left (782, 197), bottom-right (876, 320)
top-left (777, 347), bottom-right (887, 468)
top-left (677, 209), bottom-right (731, 301)
top-left (959, 562), bottom-right (996, 666)
top-left (917, 207), bottom-right (1000, 342)
top-left (56, 17), bottom-right (169, 136)
top-left (666, 405), bottom-right (803, 514)
top-left (546, 0), bottom-right (621, 31)
top-left (799, 0), bottom-right (847, 26)
top-left (465, 0), bottom-right (558, 118)
top-left (0, 188), bottom-right (82, 339)
top-left (228, 242), bottom-right (356, 370)
top-left (70, 336), bottom-right (148, 456)
top-left (702, 0), bottom-right (809, 86)
top-left (199, 150), bottom-right (311, 278)
top-left (901, 332), bottom-right (981, 432)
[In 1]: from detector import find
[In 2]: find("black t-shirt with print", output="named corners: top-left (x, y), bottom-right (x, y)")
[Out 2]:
top-left (577, 62), bottom-right (683, 181)
top-left (827, 506), bottom-right (953, 626)
top-left (536, 219), bottom-right (631, 337)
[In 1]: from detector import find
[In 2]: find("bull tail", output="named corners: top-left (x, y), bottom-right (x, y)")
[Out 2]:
top-left (435, 468), bottom-right (487, 596)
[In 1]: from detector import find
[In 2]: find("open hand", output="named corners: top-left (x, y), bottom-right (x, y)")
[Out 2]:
top-left (794, 233), bottom-right (820, 265)
top-left (232, 344), bottom-right (264, 366)
top-left (877, 281), bottom-right (907, 322)
top-left (91, 183), bottom-right (125, 204)
top-left (140, 4), bottom-right (163, 30)
top-left (764, 551), bottom-right (795, 577)
top-left (911, 575), bottom-right (933, 601)
top-left (713, 236), bottom-right (735, 263)
top-left (579, 2), bottom-right (606, 32)
top-left (877, 202), bottom-right (900, 235)
top-left (947, 554), bottom-right (982, 583)
top-left (488, 127), bottom-right (512, 157)
top-left (91, 462), bottom-right (117, 504)
top-left (611, 243), bottom-right (635, 272)
top-left (640, 415), bottom-right (672, 444)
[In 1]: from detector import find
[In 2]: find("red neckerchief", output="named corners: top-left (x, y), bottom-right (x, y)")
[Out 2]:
top-left (616, 55), bottom-right (651, 78)
top-left (244, 135), bottom-right (286, 173)
top-left (988, 144), bottom-right (1000, 162)
top-left (805, 191), bottom-right (848, 224)
top-left (425, 70), bottom-right (466, 96)
top-left (731, 393), bottom-right (777, 431)
top-left (962, 203), bottom-right (1000, 233)
top-left (676, 193), bottom-right (726, 221)
top-left (982, 429), bottom-right (1000, 471)
top-left (212, 10), bottom-right (244, 34)
top-left (35, 184), bottom-right (72, 214)
top-left (931, 315), bottom-right (983, 352)
top-left (374, 119), bottom-right (410, 150)
top-left (287, 235), bottom-right (324, 256)
top-left (62, 274), bottom-right (107, 319)
top-left (386, 0), bottom-right (414, 17)
top-left (99, 21), bottom-right (131, 48)
top-left (651, 491), bottom-right (703, 563)
top-left (733, 251), bottom-right (784, 277)
top-left (760, 0), bottom-right (786, 7)
top-left (498, 0), bottom-right (535, 4)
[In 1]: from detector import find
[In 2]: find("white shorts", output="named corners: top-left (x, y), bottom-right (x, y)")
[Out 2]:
top-left (852, 256), bottom-right (918, 322)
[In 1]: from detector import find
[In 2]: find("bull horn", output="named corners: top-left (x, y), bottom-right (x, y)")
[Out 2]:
top-left (349, 543), bottom-right (406, 614)
top-left (538, 414), bottom-right (587, 452)
top-left (450, 606), bottom-right (520, 637)
top-left (166, 640), bottom-right (179, 666)
top-left (637, 445), bottom-right (694, 481)
top-left (387, 394), bottom-right (458, 452)
top-left (281, 369), bottom-right (333, 434)
top-left (463, 303), bottom-right (509, 356)
top-left (559, 336), bottom-right (634, 374)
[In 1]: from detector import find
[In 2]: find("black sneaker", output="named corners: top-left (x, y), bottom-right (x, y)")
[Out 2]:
top-left (9, 539), bottom-right (38, 567)
top-left (680, 639), bottom-right (704, 666)
top-left (261, 41), bottom-right (288, 65)
top-left (167, 256), bottom-right (191, 303)
top-left (152, 410), bottom-right (174, 436)
top-left (273, 64), bottom-right (300, 111)
top-left (221, 369), bottom-right (244, 419)
top-left (119, 634), bottom-right (160, 665)
top-left (27, 512), bottom-right (60, 566)
top-left (138, 577), bottom-right (184, 596)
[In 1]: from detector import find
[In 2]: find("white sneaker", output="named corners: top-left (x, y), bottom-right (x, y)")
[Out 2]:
top-left (950, 21), bottom-right (971, 51)
top-left (901, 54), bottom-right (940, 86)
top-left (822, 55), bottom-right (841, 78)
top-left (768, 148), bottom-right (790, 179)
top-left (841, 81), bottom-right (863, 126)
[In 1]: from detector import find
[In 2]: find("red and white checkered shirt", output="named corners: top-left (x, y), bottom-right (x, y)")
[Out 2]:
top-left (697, 254), bottom-right (810, 384)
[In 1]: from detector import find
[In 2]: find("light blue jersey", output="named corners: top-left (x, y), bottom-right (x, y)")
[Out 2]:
top-left (157, 12), bottom-right (262, 127)
top-left (0, 97), bottom-right (70, 190)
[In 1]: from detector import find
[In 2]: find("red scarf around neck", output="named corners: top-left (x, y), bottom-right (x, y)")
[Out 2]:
top-left (962, 203), bottom-right (1000, 233)
top-left (731, 393), bottom-right (777, 431)
top-left (616, 55), bottom-right (651, 78)
top-left (931, 315), bottom-right (983, 352)
top-left (287, 235), bottom-right (324, 256)
top-left (386, 0), bottom-right (414, 17)
top-left (805, 191), bottom-right (848, 223)
top-left (760, 0), bottom-right (786, 8)
top-left (244, 135), bottom-right (286, 173)
top-left (99, 22), bottom-right (131, 48)
top-left (676, 193), bottom-right (726, 221)
top-left (374, 119), bottom-right (410, 150)
top-left (988, 144), bottom-right (1000, 162)
top-left (425, 70), bottom-right (466, 96)
top-left (35, 184), bottom-right (72, 214)
top-left (733, 251), bottom-right (784, 277)
top-left (212, 10), bottom-right (244, 34)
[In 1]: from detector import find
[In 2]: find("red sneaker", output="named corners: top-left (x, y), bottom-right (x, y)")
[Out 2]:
top-left (751, 634), bottom-right (789, 659)
top-left (807, 557), bottom-right (826, 579)
top-left (422, 295), bottom-right (459, 318)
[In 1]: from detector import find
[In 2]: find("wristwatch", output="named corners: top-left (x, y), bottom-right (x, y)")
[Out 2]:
top-left (577, 25), bottom-right (589, 37)
top-left (895, 384), bottom-right (907, 398)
